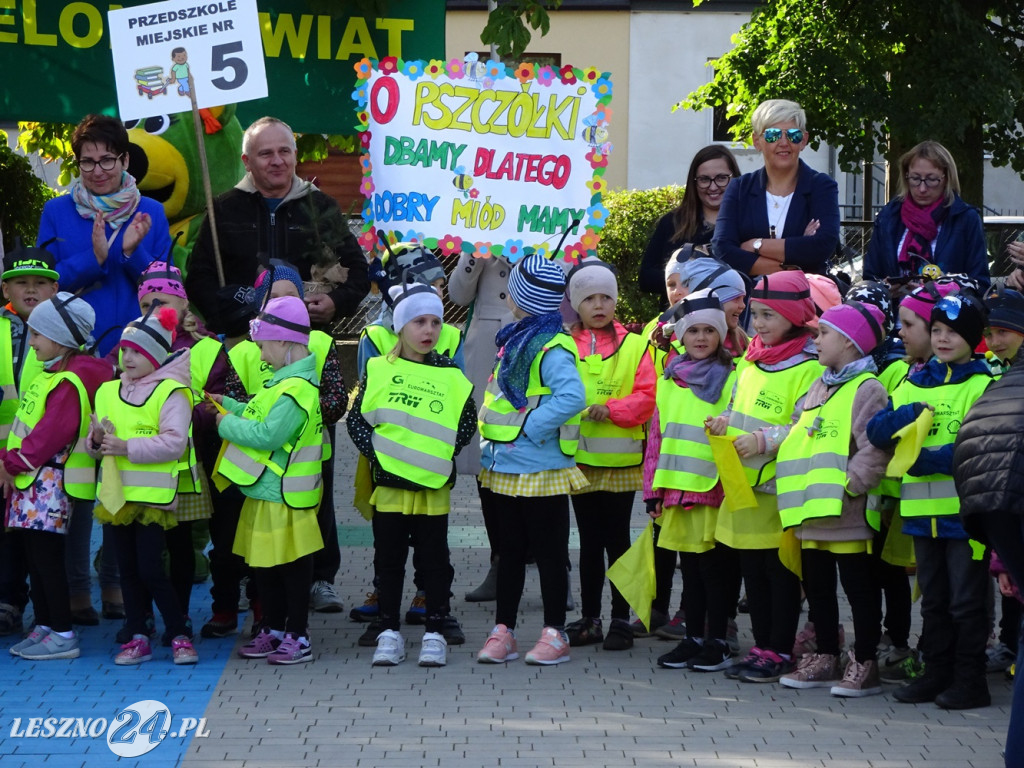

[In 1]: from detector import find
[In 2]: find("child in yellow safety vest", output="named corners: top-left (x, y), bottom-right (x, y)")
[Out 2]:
top-left (867, 292), bottom-right (995, 709)
top-left (214, 297), bottom-right (328, 666)
top-left (707, 270), bottom-right (822, 683)
top-left (562, 259), bottom-right (655, 652)
top-left (775, 301), bottom-right (893, 696)
top-left (3, 294), bottom-right (112, 659)
top-left (89, 304), bottom-right (197, 666)
top-left (347, 282), bottom-right (476, 667)
top-left (644, 290), bottom-right (738, 672)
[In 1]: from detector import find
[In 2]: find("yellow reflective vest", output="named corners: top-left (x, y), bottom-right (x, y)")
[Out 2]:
top-left (216, 376), bottom-right (328, 509)
top-left (0, 316), bottom-right (43, 448)
top-left (360, 356), bottom-right (473, 489)
top-left (93, 378), bottom-right (192, 506)
top-left (228, 331), bottom-right (334, 396)
top-left (478, 333), bottom-right (582, 456)
top-left (188, 336), bottom-right (223, 399)
top-left (8, 369), bottom-right (96, 501)
top-left (363, 323), bottom-right (462, 361)
top-left (891, 372), bottom-right (992, 518)
top-left (653, 368), bottom-right (736, 493)
top-left (727, 357), bottom-right (823, 486)
top-left (776, 372), bottom-right (875, 529)
top-left (575, 331), bottom-right (648, 467)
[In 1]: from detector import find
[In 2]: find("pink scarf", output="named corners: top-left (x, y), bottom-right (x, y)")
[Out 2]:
top-left (744, 331), bottom-right (813, 365)
top-left (898, 197), bottom-right (947, 273)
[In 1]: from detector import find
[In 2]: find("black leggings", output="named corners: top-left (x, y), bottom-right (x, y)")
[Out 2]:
top-left (802, 548), bottom-right (881, 662)
top-left (372, 512), bottom-right (450, 633)
top-left (252, 555), bottom-right (314, 637)
top-left (19, 529), bottom-right (71, 633)
top-left (679, 543), bottom-right (739, 641)
top-left (481, 486), bottom-right (569, 631)
top-left (207, 486), bottom-right (247, 615)
top-left (871, 522), bottom-right (912, 648)
top-left (571, 491), bottom-right (633, 621)
top-left (111, 521), bottom-right (188, 638)
top-left (164, 520), bottom-right (195, 616)
top-left (740, 547), bottom-right (801, 655)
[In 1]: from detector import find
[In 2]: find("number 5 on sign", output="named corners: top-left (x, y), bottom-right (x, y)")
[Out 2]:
top-left (108, 0), bottom-right (267, 122)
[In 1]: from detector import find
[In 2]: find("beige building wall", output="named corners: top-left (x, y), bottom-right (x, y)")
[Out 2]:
top-left (446, 10), bottom-right (629, 191)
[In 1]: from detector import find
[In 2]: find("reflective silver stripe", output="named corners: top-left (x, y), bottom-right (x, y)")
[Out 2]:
top-left (362, 407), bottom-right (457, 443)
top-left (291, 444), bottom-right (324, 464)
top-left (901, 479), bottom-right (958, 502)
top-left (560, 422), bottom-right (580, 441)
top-left (10, 417), bottom-right (29, 440)
top-left (222, 444), bottom-right (274, 479)
top-left (121, 470), bottom-right (177, 490)
top-left (372, 433), bottom-right (453, 478)
top-left (657, 454), bottom-right (718, 480)
top-left (577, 435), bottom-right (639, 454)
top-left (480, 394), bottom-right (542, 426)
top-left (64, 467), bottom-right (96, 484)
top-left (777, 482), bottom-right (846, 509)
top-left (662, 423), bottom-right (707, 443)
top-left (776, 453), bottom-right (847, 477)
top-left (282, 473), bottom-right (322, 493)
top-left (1, 383), bottom-right (16, 401)
top-left (732, 412), bottom-right (774, 432)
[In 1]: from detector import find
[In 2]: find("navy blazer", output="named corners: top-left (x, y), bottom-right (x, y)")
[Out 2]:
top-left (712, 159), bottom-right (840, 276)
top-left (862, 195), bottom-right (990, 289)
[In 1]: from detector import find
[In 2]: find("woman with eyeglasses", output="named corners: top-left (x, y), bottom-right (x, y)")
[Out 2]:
top-left (36, 114), bottom-right (170, 356)
top-left (863, 141), bottom-right (988, 289)
top-left (639, 145), bottom-right (741, 306)
top-left (712, 99), bottom-right (840, 278)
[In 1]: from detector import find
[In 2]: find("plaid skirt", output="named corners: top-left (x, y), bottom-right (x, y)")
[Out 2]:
top-left (571, 465), bottom-right (642, 494)
top-left (479, 466), bottom-right (589, 498)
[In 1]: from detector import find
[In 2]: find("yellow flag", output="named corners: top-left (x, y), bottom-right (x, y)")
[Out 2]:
top-left (353, 453), bottom-right (375, 521)
top-left (708, 433), bottom-right (757, 511)
top-left (97, 455), bottom-right (126, 518)
top-left (211, 439), bottom-right (232, 492)
top-left (778, 528), bottom-right (803, 579)
top-left (607, 521), bottom-right (656, 631)
top-left (886, 409), bottom-right (933, 477)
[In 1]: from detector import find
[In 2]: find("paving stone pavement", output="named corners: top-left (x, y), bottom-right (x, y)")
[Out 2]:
top-left (184, 434), bottom-right (1011, 768)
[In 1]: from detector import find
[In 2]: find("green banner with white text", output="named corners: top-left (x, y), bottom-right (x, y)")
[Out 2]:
top-left (0, 0), bottom-right (445, 133)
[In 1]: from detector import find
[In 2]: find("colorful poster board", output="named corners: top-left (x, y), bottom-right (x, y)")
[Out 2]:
top-left (354, 54), bottom-right (613, 263)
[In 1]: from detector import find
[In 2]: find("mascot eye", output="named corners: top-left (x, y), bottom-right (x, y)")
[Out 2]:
top-left (140, 115), bottom-right (171, 135)
top-left (123, 119), bottom-right (140, 130)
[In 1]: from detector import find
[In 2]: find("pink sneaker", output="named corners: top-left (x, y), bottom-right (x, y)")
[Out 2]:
top-left (267, 633), bottom-right (312, 665)
top-left (525, 627), bottom-right (571, 666)
top-left (115, 635), bottom-right (153, 666)
top-left (477, 624), bottom-right (519, 664)
top-left (171, 635), bottom-right (198, 665)
top-left (239, 628), bottom-right (281, 659)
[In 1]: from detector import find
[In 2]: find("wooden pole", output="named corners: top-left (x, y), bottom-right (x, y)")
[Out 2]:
top-left (186, 70), bottom-right (226, 287)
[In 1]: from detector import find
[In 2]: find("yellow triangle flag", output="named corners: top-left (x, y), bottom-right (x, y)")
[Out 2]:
top-left (607, 521), bottom-right (656, 631)
top-left (97, 455), bottom-right (126, 518)
top-left (886, 409), bottom-right (933, 477)
top-left (353, 453), bottom-right (375, 521)
top-left (708, 433), bottom-right (757, 511)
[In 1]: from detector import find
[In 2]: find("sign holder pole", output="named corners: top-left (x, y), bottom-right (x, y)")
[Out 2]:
top-left (186, 70), bottom-right (226, 287)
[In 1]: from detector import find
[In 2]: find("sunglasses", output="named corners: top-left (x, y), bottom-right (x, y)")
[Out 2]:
top-left (763, 128), bottom-right (804, 144)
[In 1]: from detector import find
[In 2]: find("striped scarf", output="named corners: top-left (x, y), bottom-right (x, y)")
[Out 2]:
top-left (71, 172), bottom-right (141, 229)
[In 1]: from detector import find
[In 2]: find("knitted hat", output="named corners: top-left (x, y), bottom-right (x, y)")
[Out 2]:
top-left (664, 243), bottom-right (697, 282)
top-left (250, 296), bottom-right (310, 345)
top-left (807, 273), bottom-right (843, 328)
top-left (702, 266), bottom-right (747, 303)
top-left (749, 271), bottom-right (816, 327)
top-left (253, 263), bottom-right (304, 306)
top-left (985, 288), bottom-right (1024, 335)
top-left (566, 259), bottom-right (618, 312)
top-left (846, 280), bottom-right (893, 336)
top-left (900, 281), bottom-right (960, 322)
top-left (381, 243), bottom-right (445, 297)
top-left (675, 288), bottom-right (727, 345)
top-left (390, 282), bottom-right (444, 333)
top-left (137, 259), bottom-right (187, 300)
top-left (27, 292), bottom-right (95, 351)
top-left (931, 293), bottom-right (987, 349)
top-left (121, 304), bottom-right (177, 368)
top-left (2, 239), bottom-right (59, 282)
top-left (206, 284), bottom-right (257, 338)
top-left (819, 302), bottom-right (886, 355)
top-left (508, 254), bottom-right (566, 316)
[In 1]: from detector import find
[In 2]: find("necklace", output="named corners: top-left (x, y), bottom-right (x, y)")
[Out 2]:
top-left (767, 192), bottom-right (788, 210)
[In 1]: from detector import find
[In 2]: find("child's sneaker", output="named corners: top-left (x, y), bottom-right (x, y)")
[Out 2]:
top-left (792, 621), bottom-right (845, 659)
top-left (405, 591), bottom-right (427, 625)
top-left (477, 624), bottom-right (519, 664)
top-left (654, 610), bottom-right (687, 641)
top-left (602, 619), bottom-right (634, 651)
top-left (171, 635), bottom-right (198, 665)
top-left (359, 619), bottom-right (382, 647)
top-left (309, 581), bottom-right (344, 613)
top-left (780, 653), bottom-right (841, 689)
top-left (657, 637), bottom-right (703, 669)
top-left (349, 590), bottom-right (379, 622)
top-left (239, 628), bottom-right (281, 659)
top-left (115, 635), bottom-right (153, 666)
top-left (440, 615), bottom-right (466, 646)
top-left (740, 648), bottom-right (793, 683)
top-left (831, 658), bottom-right (882, 697)
top-left (372, 629), bottom-right (406, 666)
top-left (418, 632), bottom-right (447, 667)
top-left (20, 632), bottom-right (80, 660)
top-left (10, 626), bottom-right (50, 657)
top-left (0, 602), bottom-right (23, 636)
top-left (565, 617), bottom-right (603, 647)
top-left (200, 613), bottom-right (238, 638)
top-left (880, 649), bottom-right (924, 684)
top-left (525, 627), bottom-right (571, 665)
top-left (268, 633), bottom-right (313, 665)
top-left (689, 639), bottom-right (734, 672)
top-left (630, 608), bottom-right (668, 638)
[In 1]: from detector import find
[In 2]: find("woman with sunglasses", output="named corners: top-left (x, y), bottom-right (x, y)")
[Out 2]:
top-left (640, 145), bottom-right (741, 306)
top-left (863, 141), bottom-right (989, 290)
top-left (712, 99), bottom-right (839, 278)
top-left (36, 114), bottom-right (170, 356)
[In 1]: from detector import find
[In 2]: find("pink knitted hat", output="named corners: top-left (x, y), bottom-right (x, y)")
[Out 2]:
top-left (749, 271), bottom-right (816, 328)
top-left (806, 273), bottom-right (843, 329)
top-left (900, 281), bottom-right (959, 322)
top-left (137, 260), bottom-right (187, 300)
top-left (819, 302), bottom-right (886, 355)
top-left (249, 296), bottom-right (310, 345)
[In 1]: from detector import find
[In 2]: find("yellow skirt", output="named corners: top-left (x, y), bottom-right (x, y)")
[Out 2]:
top-left (714, 490), bottom-right (781, 550)
top-left (370, 485), bottom-right (451, 516)
top-left (800, 538), bottom-right (872, 554)
top-left (657, 504), bottom-right (718, 554)
top-left (233, 498), bottom-right (324, 568)
top-left (571, 465), bottom-right (642, 494)
top-left (94, 502), bottom-right (177, 530)
top-left (480, 466), bottom-right (589, 497)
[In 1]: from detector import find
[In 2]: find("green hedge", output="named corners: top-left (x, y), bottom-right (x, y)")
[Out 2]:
top-left (0, 135), bottom-right (56, 253)
top-left (596, 185), bottom-right (685, 323)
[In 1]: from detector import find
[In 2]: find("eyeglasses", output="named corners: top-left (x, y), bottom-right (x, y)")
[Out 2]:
top-left (763, 128), bottom-right (804, 144)
top-left (906, 174), bottom-right (945, 189)
top-left (78, 154), bottom-right (124, 173)
top-left (694, 174), bottom-right (733, 189)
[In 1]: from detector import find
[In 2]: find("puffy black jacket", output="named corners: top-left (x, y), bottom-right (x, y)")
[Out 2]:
top-left (953, 355), bottom-right (1024, 540)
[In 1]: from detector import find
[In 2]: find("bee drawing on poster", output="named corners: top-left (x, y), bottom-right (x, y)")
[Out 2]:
top-left (132, 47), bottom-right (193, 102)
top-left (452, 165), bottom-right (477, 199)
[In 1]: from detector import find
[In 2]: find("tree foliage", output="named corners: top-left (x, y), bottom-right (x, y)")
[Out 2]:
top-left (0, 131), bottom-right (57, 252)
top-left (678, 0), bottom-right (1024, 207)
top-left (480, 1), bottom-right (562, 59)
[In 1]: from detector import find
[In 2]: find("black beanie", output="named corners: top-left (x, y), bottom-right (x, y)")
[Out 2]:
top-left (930, 293), bottom-right (987, 349)
top-left (985, 288), bottom-right (1024, 336)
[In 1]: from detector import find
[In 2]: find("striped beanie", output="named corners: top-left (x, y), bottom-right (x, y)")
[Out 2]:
top-left (508, 254), bottom-right (566, 316)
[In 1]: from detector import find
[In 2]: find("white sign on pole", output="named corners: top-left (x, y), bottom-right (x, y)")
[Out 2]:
top-left (108, 0), bottom-right (267, 121)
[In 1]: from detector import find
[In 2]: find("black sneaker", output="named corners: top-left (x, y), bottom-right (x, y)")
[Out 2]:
top-left (565, 617), bottom-right (604, 647)
top-left (440, 615), bottom-right (465, 646)
top-left (892, 674), bottom-right (948, 704)
top-left (358, 619), bottom-right (382, 647)
top-left (689, 640), bottom-right (734, 672)
top-left (657, 637), bottom-right (703, 669)
top-left (740, 649), bottom-right (793, 683)
top-left (602, 619), bottom-right (634, 651)
top-left (935, 681), bottom-right (991, 710)
top-left (725, 648), bottom-right (762, 679)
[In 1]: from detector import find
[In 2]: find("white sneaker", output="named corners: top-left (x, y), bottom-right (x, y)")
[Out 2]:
top-left (418, 632), bottom-right (447, 667)
top-left (310, 581), bottom-right (344, 613)
top-left (372, 629), bottom-right (406, 666)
